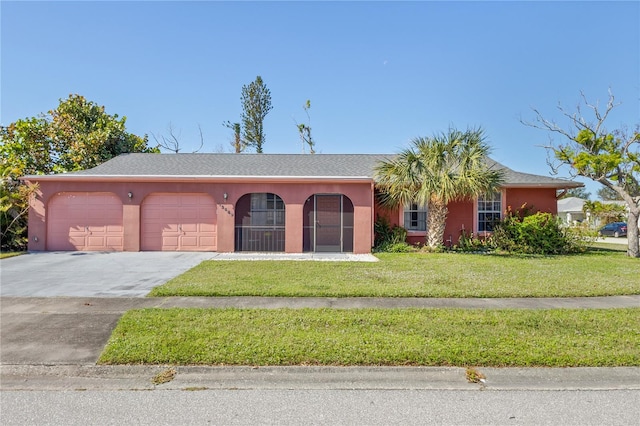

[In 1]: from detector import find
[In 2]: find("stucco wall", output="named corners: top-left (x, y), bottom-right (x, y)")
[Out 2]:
top-left (372, 188), bottom-right (559, 247)
top-left (505, 187), bottom-right (558, 215)
top-left (28, 179), bottom-right (374, 253)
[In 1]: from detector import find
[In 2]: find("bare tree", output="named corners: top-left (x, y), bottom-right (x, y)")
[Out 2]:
top-left (294, 99), bottom-right (315, 154)
top-left (152, 123), bottom-right (204, 153)
top-left (523, 90), bottom-right (640, 257)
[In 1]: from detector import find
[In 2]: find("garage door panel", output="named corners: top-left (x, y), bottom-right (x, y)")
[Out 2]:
top-left (48, 192), bottom-right (123, 251)
top-left (141, 193), bottom-right (217, 251)
top-left (200, 223), bottom-right (216, 232)
top-left (181, 223), bottom-right (198, 232)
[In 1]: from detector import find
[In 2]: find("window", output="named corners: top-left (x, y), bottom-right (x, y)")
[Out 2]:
top-left (478, 192), bottom-right (502, 232)
top-left (249, 193), bottom-right (285, 226)
top-left (403, 202), bottom-right (427, 231)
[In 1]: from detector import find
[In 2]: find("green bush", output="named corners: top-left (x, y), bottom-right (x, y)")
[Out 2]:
top-left (493, 212), bottom-right (587, 255)
top-left (374, 215), bottom-right (409, 252)
top-left (454, 231), bottom-right (495, 253)
top-left (382, 242), bottom-right (415, 253)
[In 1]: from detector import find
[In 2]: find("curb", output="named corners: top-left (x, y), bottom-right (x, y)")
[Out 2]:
top-left (2, 365), bottom-right (639, 391)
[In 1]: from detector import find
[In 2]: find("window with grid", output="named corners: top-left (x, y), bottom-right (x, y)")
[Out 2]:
top-left (478, 192), bottom-right (502, 232)
top-left (404, 202), bottom-right (427, 231)
top-left (250, 193), bottom-right (285, 226)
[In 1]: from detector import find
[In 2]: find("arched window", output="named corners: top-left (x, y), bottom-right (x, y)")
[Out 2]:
top-left (235, 193), bottom-right (285, 251)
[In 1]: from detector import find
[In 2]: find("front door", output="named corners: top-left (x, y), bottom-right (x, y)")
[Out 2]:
top-left (315, 195), bottom-right (342, 252)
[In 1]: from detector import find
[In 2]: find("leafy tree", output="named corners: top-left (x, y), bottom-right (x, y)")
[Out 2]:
top-left (0, 164), bottom-right (38, 251)
top-left (582, 200), bottom-right (627, 224)
top-left (597, 186), bottom-right (623, 201)
top-left (0, 94), bottom-right (157, 249)
top-left (375, 127), bottom-right (505, 249)
top-left (240, 76), bottom-right (272, 153)
top-left (525, 90), bottom-right (640, 257)
top-left (560, 187), bottom-right (591, 200)
top-left (295, 100), bottom-right (315, 154)
top-left (49, 94), bottom-right (157, 170)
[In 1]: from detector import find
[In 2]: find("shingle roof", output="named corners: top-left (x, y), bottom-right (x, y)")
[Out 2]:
top-left (557, 197), bottom-right (586, 213)
top-left (25, 153), bottom-right (581, 188)
top-left (72, 153), bottom-right (391, 178)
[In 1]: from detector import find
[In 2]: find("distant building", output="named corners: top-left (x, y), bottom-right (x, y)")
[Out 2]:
top-left (557, 197), bottom-right (586, 224)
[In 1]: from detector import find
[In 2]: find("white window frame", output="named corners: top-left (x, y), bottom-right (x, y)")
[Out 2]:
top-left (401, 202), bottom-right (428, 233)
top-left (475, 191), bottom-right (504, 234)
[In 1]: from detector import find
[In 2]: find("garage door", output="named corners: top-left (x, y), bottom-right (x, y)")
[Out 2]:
top-left (48, 192), bottom-right (124, 251)
top-left (141, 193), bottom-right (217, 251)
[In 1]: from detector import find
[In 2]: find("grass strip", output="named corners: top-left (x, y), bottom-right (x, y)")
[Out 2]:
top-left (149, 251), bottom-right (640, 298)
top-left (0, 251), bottom-right (26, 259)
top-left (99, 307), bottom-right (640, 367)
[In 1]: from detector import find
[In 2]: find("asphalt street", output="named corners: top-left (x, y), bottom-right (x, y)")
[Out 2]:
top-left (2, 389), bottom-right (639, 425)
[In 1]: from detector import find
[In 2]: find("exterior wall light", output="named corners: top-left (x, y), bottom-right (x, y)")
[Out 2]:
top-left (223, 193), bottom-right (228, 200)
top-left (128, 192), bottom-right (133, 200)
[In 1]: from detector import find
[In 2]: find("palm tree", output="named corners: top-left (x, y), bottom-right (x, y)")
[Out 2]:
top-left (375, 127), bottom-right (505, 248)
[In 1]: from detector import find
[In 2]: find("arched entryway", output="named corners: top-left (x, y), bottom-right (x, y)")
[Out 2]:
top-left (235, 193), bottom-right (285, 251)
top-left (303, 194), bottom-right (354, 252)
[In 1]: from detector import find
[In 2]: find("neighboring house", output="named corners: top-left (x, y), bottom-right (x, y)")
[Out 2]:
top-left (23, 153), bottom-right (580, 253)
top-left (557, 197), bottom-right (586, 224)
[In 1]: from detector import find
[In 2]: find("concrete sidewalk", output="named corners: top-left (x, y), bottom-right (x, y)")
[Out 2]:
top-left (3, 294), bottom-right (640, 313)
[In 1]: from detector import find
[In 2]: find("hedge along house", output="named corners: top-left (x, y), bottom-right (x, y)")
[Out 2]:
top-left (23, 153), bottom-right (580, 253)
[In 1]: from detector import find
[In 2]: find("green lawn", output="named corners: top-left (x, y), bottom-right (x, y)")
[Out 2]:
top-left (99, 307), bottom-right (640, 367)
top-left (0, 251), bottom-right (25, 259)
top-left (149, 250), bottom-right (640, 298)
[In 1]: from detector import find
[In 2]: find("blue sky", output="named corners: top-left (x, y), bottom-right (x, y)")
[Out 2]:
top-left (2, 1), bottom-right (639, 198)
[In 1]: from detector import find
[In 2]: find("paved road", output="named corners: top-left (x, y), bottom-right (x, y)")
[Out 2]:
top-left (2, 389), bottom-right (639, 425)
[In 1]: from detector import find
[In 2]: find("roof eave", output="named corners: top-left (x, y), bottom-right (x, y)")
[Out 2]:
top-left (501, 182), bottom-right (584, 189)
top-left (21, 174), bottom-right (375, 183)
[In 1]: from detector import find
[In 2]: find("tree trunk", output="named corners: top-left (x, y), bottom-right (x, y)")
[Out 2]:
top-left (627, 207), bottom-right (640, 258)
top-left (426, 199), bottom-right (448, 249)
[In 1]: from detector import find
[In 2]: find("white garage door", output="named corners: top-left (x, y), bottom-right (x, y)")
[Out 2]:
top-left (48, 192), bottom-right (124, 251)
top-left (141, 193), bottom-right (217, 251)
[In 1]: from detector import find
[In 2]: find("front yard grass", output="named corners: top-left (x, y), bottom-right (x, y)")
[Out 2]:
top-left (98, 307), bottom-right (640, 367)
top-left (0, 251), bottom-right (26, 259)
top-left (149, 250), bottom-right (640, 298)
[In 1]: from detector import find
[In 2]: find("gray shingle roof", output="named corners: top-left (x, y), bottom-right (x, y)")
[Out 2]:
top-left (26, 153), bottom-right (581, 188)
top-left (73, 153), bottom-right (391, 178)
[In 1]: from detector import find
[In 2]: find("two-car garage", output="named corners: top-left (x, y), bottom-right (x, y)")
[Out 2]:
top-left (46, 192), bottom-right (216, 252)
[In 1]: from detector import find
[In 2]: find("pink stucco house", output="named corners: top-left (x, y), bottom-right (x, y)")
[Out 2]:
top-left (23, 153), bottom-right (579, 253)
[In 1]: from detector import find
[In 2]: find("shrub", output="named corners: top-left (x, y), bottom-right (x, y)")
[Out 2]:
top-left (374, 215), bottom-right (409, 252)
top-left (454, 231), bottom-right (495, 253)
top-left (493, 211), bottom-right (587, 255)
top-left (383, 242), bottom-right (415, 253)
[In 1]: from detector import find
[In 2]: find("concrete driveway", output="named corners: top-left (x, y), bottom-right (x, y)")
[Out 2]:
top-left (0, 251), bottom-right (215, 297)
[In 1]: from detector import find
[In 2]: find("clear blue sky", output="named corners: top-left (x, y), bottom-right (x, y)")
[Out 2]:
top-left (2, 1), bottom-right (639, 198)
